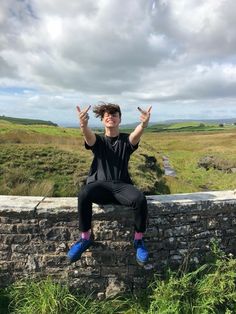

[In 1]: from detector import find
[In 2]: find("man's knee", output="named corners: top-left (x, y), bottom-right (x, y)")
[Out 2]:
top-left (78, 185), bottom-right (92, 203)
top-left (131, 190), bottom-right (147, 209)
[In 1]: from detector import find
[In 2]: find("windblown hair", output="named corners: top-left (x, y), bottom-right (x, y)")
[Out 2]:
top-left (93, 102), bottom-right (121, 120)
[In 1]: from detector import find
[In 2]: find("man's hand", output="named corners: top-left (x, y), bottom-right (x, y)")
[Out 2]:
top-left (129, 106), bottom-right (152, 146)
top-left (76, 105), bottom-right (96, 146)
top-left (77, 105), bottom-right (91, 128)
top-left (137, 106), bottom-right (152, 128)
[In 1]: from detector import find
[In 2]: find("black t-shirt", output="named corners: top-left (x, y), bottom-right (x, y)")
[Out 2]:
top-left (85, 133), bottom-right (138, 184)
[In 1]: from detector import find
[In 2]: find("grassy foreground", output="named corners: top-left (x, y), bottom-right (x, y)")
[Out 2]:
top-left (0, 248), bottom-right (235, 314)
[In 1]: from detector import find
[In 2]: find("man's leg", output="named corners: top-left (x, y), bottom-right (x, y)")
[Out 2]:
top-left (113, 183), bottom-right (148, 232)
top-left (67, 182), bottom-right (116, 263)
top-left (78, 181), bottom-right (117, 231)
top-left (113, 183), bottom-right (149, 265)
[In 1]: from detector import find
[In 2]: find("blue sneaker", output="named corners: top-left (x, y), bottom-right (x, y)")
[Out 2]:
top-left (67, 238), bottom-right (92, 263)
top-left (134, 239), bottom-right (149, 266)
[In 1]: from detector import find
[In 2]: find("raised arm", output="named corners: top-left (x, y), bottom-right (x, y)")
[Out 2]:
top-left (129, 106), bottom-right (152, 146)
top-left (77, 105), bottom-right (96, 146)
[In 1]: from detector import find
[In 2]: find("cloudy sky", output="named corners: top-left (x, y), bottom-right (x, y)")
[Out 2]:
top-left (1, 0), bottom-right (236, 126)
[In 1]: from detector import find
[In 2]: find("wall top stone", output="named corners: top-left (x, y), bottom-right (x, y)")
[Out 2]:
top-left (0, 195), bottom-right (44, 214)
top-left (149, 190), bottom-right (236, 204)
top-left (0, 190), bottom-right (236, 215)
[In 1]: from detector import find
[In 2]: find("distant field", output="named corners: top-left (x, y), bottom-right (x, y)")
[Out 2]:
top-left (0, 120), bottom-right (80, 137)
top-left (0, 120), bottom-right (236, 196)
top-left (149, 121), bottom-right (236, 133)
top-left (0, 115), bottom-right (57, 126)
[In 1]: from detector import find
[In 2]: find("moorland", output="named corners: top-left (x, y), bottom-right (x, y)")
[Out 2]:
top-left (0, 118), bottom-right (236, 197)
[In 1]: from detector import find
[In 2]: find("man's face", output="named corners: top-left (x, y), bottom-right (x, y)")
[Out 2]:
top-left (102, 111), bottom-right (121, 128)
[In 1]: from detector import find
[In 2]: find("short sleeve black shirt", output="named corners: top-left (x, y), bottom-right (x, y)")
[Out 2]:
top-left (85, 133), bottom-right (138, 184)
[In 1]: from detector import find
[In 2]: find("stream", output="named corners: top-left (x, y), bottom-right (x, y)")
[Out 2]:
top-left (162, 155), bottom-right (176, 177)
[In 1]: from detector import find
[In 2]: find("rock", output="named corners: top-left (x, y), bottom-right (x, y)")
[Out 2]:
top-left (55, 243), bottom-right (67, 254)
top-left (141, 154), bottom-right (157, 170)
top-left (26, 255), bottom-right (38, 271)
top-left (97, 292), bottom-right (105, 300)
top-left (198, 156), bottom-right (215, 170)
top-left (105, 277), bottom-right (126, 298)
top-left (198, 155), bottom-right (236, 172)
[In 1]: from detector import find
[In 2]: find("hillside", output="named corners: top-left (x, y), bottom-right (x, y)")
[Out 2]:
top-left (121, 118), bottom-right (236, 130)
top-left (149, 121), bottom-right (236, 133)
top-left (1, 121), bottom-right (236, 196)
top-left (0, 115), bottom-right (58, 126)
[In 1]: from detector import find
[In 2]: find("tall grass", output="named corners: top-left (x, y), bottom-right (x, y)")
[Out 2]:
top-left (148, 241), bottom-right (236, 314)
top-left (148, 258), bottom-right (236, 313)
top-left (8, 278), bottom-right (78, 314)
top-left (6, 277), bottom-right (138, 314)
top-left (0, 145), bottom-right (89, 196)
top-left (1, 248), bottom-right (235, 314)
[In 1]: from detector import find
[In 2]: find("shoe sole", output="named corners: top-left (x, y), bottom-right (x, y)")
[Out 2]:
top-left (67, 253), bottom-right (82, 264)
top-left (136, 258), bottom-right (148, 267)
top-left (67, 243), bottom-right (92, 263)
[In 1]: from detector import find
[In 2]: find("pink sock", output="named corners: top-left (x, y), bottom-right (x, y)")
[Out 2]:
top-left (81, 230), bottom-right (91, 240)
top-left (134, 232), bottom-right (143, 240)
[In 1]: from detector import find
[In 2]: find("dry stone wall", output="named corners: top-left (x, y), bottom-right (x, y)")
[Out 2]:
top-left (0, 191), bottom-right (236, 297)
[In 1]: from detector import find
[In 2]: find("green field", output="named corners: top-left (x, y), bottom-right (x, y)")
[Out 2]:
top-left (0, 115), bottom-right (57, 126)
top-left (0, 120), bottom-right (236, 196)
top-left (148, 121), bottom-right (236, 133)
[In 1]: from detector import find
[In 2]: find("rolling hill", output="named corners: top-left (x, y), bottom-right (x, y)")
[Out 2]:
top-left (0, 115), bottom-right (58, 126)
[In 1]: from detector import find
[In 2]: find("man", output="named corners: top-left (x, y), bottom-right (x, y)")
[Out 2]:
top-left (67, 102), bottom-right (152, 265)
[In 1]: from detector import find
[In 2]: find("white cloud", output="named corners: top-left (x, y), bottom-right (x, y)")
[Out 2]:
top-left (0, 0), bottom-right (236, 125)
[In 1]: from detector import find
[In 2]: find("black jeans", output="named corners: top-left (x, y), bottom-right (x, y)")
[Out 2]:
top-left (78, 181), bottom-right (148, 233)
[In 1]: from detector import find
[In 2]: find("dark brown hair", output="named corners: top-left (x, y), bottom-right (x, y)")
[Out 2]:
top-left (93, 102), bottom-right (121, 120)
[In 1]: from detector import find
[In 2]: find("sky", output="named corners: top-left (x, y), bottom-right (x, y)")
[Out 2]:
top-left (0, 0), bottom-right (236, 127)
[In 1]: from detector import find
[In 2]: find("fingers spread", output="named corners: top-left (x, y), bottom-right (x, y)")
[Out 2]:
top-left (137, 106), bottom-right (146, 114)
top-left (138, 106), bottom-right (152, 114)
top-left (80, 112), bottom-right (89, 119)
top-left (77, 104), bottom-right (91, 113)
top-left (84, 105), bottom-right (91, 113)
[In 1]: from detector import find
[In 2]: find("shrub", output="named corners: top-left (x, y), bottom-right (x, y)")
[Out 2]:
top-left (147, 249), bottom-right (236, 314)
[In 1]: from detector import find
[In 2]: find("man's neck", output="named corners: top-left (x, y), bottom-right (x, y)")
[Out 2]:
top-left (105, 127), bottom-right (120, 137)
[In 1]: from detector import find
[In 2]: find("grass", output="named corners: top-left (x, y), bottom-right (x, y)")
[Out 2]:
top-left (151, 131), bottom-right (236, 193)
top-left (0, 120), bottom-right (235, 314)
top-left (1, 121), bottom-right (236, 196)
top-left (4, 278), bottom-right (143, 314)
top-left (1, 247), bottom-right (235, 314)
top-left (0, 115), bottom-right (57, 126)
top-left (149, 121), bottom-right (236, 133)
top-left (0, 145), bottom-right (89, 196)
top-left (0, 121), bottom-right (82, 137)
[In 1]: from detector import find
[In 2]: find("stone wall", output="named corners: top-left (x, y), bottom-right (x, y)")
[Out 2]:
top-left (0, 191), bottom-right (236, 298)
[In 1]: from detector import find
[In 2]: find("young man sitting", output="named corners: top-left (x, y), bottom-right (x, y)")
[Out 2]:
top-left (67, 103), bottom-right (152, 265)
